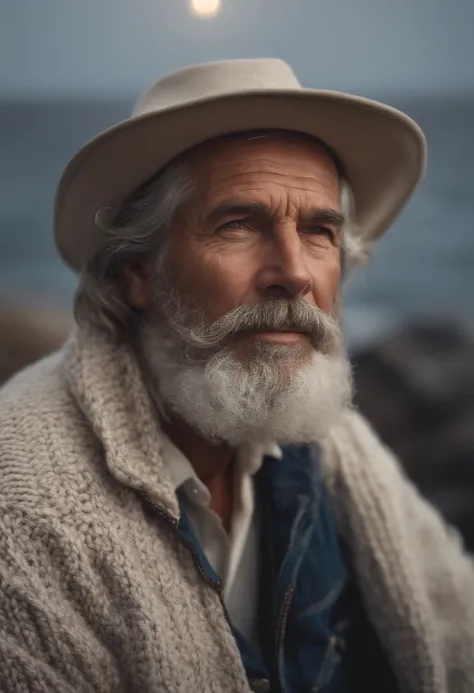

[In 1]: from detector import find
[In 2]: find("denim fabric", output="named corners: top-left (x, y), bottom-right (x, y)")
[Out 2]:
top-left (256, 444), bottom-right (350, 692)
top-left (178, 507), bottom-right (270, 682)
top-left (177, 444), bottom-right (396, 692)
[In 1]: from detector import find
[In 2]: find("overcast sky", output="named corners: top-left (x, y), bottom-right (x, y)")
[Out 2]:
top-left (2, 0), bottom-right (474, 97)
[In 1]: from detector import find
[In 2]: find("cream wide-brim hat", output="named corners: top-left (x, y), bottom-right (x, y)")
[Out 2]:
top-left (54, 58), bottom-right (427, 271)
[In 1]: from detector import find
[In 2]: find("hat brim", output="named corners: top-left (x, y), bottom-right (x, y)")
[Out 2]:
top-left (54, 89), bottom-right (427, 271)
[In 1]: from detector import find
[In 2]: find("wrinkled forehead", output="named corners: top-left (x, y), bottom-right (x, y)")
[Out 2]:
top-left (179, 129), bottom-right (343, 210)
top-left (183, 129), bottom-right (345, 179)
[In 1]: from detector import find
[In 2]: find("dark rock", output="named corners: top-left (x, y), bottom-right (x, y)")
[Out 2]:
top-left (0, 298), bottom-right (72, 385)
top-left (352, 321), bottom-right (474, 550)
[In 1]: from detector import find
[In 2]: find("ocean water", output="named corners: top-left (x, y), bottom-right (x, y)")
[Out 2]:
top-left (1, 95), bottom-right (473, 347)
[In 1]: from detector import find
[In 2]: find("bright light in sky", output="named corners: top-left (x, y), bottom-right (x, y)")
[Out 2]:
top-left (190, 0), bottom-right (221, 16)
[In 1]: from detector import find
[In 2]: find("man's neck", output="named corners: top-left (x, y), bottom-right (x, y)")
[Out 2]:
top-left (160, 416), bottom-right (235, 531)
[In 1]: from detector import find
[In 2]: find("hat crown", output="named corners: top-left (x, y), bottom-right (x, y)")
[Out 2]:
top-left (133, 58), bottom-right (302, 116)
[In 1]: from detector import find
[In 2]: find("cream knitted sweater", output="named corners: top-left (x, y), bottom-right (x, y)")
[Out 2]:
top-left (0, 327), bottom-right (473, 693)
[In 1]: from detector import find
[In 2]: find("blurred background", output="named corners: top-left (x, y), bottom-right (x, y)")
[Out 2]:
top-left (1, 0), bottom-right (474, 545)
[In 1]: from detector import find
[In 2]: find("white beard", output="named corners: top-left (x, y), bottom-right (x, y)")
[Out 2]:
top-left (138, 320), bottom-right (353, 447)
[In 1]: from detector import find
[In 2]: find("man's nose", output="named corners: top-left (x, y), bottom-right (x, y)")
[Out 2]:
top-left (256, 225), bottom-right (313, 300)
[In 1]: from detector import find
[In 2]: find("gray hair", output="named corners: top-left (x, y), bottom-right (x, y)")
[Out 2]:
top-left (74, 132), bottom-right (370, 338)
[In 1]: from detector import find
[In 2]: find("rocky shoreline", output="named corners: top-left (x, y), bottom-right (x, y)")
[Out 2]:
top-left (0, 298), bottom-right (72, 385)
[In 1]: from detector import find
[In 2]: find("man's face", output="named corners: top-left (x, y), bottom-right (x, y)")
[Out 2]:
top-left (165, 134), bottom-right (342, 364)
top-left (129, 133), bottom-right (351, 445)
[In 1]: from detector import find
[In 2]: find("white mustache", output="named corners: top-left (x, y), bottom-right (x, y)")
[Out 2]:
top-left (163, 297), bottom-right (341, 355)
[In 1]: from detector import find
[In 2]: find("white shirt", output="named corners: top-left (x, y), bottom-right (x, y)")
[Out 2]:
top-left (160, 433), bottom-right (281, 647)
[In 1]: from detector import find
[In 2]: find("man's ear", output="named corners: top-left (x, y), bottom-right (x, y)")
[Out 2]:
top-left (123, 264), bottom-right (152, 309)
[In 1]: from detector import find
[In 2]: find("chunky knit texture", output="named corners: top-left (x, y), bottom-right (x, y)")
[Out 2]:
top-left (1, 326), bottom-right (473, 693)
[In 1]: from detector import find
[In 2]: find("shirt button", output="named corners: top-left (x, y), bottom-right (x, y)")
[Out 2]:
top-left (249, 679), bottom-right (270, 692)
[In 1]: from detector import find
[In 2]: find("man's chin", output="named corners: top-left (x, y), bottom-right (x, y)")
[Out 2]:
top-left (231, 338), bottom-right (315, 367)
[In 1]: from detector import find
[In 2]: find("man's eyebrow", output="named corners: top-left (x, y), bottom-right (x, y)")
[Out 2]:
top-left (302, 208), bottom-right (346, 228)
top-left (206, 202), bottom-right (346, 228)
top-left (206, 202), bottom-right (267, 224)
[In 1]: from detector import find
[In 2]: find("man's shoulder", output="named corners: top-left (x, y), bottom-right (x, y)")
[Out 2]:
top-left (0, 350), bottom-right (71, 425)
top-left (323, 407), bottom-right (388, 462)
top-left (321, 407), bottom-right (404, 497)
top-left (0, 349), bottom-right (90, 504)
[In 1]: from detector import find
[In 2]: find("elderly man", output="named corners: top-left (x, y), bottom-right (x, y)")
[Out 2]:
top-left (0, 59), bottom-right (473, 693)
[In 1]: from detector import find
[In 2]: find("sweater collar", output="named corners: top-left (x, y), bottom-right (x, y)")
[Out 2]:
top-left (64, 325), bottom-right (283, 520)
top-left (64, 325), bottom-right (181, 518)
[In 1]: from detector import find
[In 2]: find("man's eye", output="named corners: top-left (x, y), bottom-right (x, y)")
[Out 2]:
top-left (309, 225), bottom-right (333, 238)
top-left (221, 220), bottom-right (244, 231)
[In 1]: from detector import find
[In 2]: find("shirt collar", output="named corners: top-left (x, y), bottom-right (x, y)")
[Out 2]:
top-left (159, 432), bottom-right (196, 491)
top-left (159, 431), bottom-right (281, 503)
top-left (235, 440), bottom-right (282, 476)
